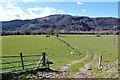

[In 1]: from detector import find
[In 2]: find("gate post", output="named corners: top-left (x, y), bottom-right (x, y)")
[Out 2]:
top-left (99, 54), bottom-right (102, 68)
top-left (42, 52), bottom-right (47, 67)
top-left (20, 52), bottom-right (24, 70)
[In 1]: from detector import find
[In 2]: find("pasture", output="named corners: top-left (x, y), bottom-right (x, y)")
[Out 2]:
top-left (1, 34), bottom-right (118, 78)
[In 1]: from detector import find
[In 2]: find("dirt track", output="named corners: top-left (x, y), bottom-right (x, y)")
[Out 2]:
top-left (58, 52), bottom-right (88, 72)
top-left (73, 53), bottom-right (97, 78)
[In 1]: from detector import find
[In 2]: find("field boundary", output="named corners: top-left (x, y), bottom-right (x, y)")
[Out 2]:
top-left (1, 52), bottom-right (54, 74)
top-left (57, 37), bottom-right (81, 55)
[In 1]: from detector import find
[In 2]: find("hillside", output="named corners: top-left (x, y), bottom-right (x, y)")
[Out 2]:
top-left (1, 14), bottom-right (119, 31)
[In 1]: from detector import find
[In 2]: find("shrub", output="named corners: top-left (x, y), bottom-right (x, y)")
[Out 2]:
top-left (96, 33), bottom-right (101, 37)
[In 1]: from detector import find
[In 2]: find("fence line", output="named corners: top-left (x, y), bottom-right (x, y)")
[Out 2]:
top-left (1, 52), bottom-right (53, 74)
top-left (0, 54), bottom-right (42, 58)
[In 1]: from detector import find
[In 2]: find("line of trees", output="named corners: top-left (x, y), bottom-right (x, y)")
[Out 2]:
top-left (1, 30), bottom-right (45, 36)
top-left (1, 28), bottom-right (60, 37)
top-left (1, 28), bottom-right (119, 36)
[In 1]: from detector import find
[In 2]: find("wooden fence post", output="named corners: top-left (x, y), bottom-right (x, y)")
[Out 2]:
top-left (42, 52), bottom-right (47, 67)
top-left (99, 54), bottom-right (102, 68)
top-left (20, 52), bottom-right (24, 70)
top-left (36, 51), bottom-right (47, 68)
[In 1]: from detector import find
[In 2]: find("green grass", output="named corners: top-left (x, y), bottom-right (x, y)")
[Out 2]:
top-left (61, 35), bottom-right (118, 62)
top-left (60, 34), bottom-right (118, 75)
top-left (2, 35), bottom-right (82, 72)
top-left (1, 35), bottom-right (118, 77)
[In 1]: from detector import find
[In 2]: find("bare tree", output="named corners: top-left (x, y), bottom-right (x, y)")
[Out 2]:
top-left (47, 27), bottom-right (54, 36)
top-left (54, 30), bottom-right (60, 37)
top-left (21, 28), bottom-right (32, 35)
top-left (38, 29), bottom-right (44, 35)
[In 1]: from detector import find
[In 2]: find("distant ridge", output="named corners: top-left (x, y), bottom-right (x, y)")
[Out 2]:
top-left (1, 14), bottom-right (119, 31)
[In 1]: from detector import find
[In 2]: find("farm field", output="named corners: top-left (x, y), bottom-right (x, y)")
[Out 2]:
top-left (60, 35), bottom-right (118, 78)
top-left (1, 35), bottom-right (118, 78)
top-left (2, 35), bottom-right (83, 70)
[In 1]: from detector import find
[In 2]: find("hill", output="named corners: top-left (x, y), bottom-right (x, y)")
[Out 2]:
top-left (1, 14), bottom-right (119, 31)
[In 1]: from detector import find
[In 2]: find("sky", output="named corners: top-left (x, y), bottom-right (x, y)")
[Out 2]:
top-left (0, 1), bottom-right (118, 21)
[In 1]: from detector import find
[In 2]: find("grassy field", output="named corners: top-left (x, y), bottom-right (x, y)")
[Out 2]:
top-left (2, 35), bottom-right (83, 70)
top-left (59, 35), bottom-right (118, 77)
top-left (61, 35), bottom-right (118, 62)
top-left (1, 34), bottom-right (118, 78)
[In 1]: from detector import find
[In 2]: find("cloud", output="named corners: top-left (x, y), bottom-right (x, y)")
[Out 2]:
top-left (76, 2), bottom-right (83, 5)
top-left (22, 0), bottom-right (36, 3)
top-left (0, 2), bottom-right (64, 21)
top-left (82, 9), bottom-right (86, 12)
top-left (26, 7), bottom-right (64, 19)
top-left (0, 2), bottom-right (25, 21)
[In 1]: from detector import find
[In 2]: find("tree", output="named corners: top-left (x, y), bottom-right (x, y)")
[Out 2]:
top-left (21, 28), bottom-right (32, 35)
top-left (38, 29), bottom-right (44, 35)
top-left (96, 33), bottom-right (101, 37)
top-left (54, 30), bottom-right (60, 37)
top-left (2, 31), bottom-right (6, 36)
top-left (16, 31), bottom-right (21, 35)
top-left (47, 27), bottom-right (54, 36)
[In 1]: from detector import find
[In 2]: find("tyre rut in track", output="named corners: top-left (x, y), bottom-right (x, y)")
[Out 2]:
top-left (73, 53), bottom-right (97, 78)
top-left (58, 52), bottom-right (88, 72)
